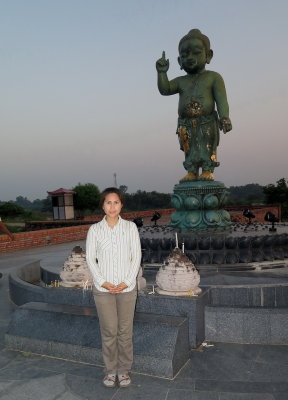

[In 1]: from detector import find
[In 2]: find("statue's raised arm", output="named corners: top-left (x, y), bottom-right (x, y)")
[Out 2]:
top-left (156, 51), bottom-right (179, 96)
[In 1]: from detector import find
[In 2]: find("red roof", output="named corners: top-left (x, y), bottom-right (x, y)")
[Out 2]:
top-left (47, 188), bottom-right (75, 195)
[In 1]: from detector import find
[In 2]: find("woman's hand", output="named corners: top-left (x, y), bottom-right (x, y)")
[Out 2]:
top-left (109, 282), bottom-right (128, 294)
top-left (101, 281), bottom-right (128, 293)
top-left (101, 282), bottom-right (116, 291)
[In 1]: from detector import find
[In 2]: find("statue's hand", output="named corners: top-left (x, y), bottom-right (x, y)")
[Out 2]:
top-left (220, 117), bottom-right (232, 134)
top-left (156, 51), bottom-right (169, 73)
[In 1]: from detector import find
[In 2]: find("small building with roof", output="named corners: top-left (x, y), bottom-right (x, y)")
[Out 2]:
top-left (47, 188), bottom-right (75, 220)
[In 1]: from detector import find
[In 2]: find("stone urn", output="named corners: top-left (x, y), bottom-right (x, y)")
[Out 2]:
top-left (60, 246), bottom-right (93, 289)
top-left (156, 248), bottom-right (202, 296)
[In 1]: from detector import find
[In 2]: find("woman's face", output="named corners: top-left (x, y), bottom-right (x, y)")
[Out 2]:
top-left (102, 192), bottom-right (123, 219)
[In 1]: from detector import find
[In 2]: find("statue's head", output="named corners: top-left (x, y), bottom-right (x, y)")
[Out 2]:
top-left (178, 29), bottom-right (213, 74)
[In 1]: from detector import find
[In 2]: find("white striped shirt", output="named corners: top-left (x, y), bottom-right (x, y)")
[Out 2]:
top-left (86, 216), bottom-right (141, 292)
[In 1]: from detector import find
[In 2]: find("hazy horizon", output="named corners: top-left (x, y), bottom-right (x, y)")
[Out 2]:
top-left (0, 181), bottom-right (268, 203)
top-left (1, 0), bottom-right (287, 201)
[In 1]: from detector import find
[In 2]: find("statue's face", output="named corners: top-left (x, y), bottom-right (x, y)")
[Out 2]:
top-left (178, 38), bottom-right (208, 74)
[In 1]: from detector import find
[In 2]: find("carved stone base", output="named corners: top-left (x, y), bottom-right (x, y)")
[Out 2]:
top-left (156, 287), bottom-right (202, 297)
top-left (170, 180), bottom-right (231, 231)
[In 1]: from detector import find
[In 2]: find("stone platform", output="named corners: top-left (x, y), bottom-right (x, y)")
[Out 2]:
top-left (8, 256), bottom-right (288, 349)
top-left (205, 306), bottom-right (288, 345)
top-left (5, 302), bottom-right (189, 379)
top-left (2, 242), bottom-right (288, 398)
top-left (4, 244), bottom-right (288, 380)
top-left (8, 260), bottom-right (208, 349)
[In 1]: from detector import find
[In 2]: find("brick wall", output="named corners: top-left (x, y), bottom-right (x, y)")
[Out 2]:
top-left (0, 225), bottom-right (90, 254)
top-left (0, 209), bottom-right (174, 254)
top-left (0, 205), bottom-right (281, 254)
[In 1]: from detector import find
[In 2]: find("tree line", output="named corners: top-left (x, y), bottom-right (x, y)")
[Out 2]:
top-left (1, 179), bottom-right (288, 219)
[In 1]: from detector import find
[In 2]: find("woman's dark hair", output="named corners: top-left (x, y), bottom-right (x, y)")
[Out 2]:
top-left (99, 187), bottom-right (124, 208)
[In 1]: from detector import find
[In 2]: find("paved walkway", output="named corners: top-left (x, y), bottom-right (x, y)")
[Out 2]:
top-left (0, 242), bottom-right (288, 399)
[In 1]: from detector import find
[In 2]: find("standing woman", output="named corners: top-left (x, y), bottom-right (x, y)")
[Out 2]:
top-left (86, 187), bottom-right (141, 388)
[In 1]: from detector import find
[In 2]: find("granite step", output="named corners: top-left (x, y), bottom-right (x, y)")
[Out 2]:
top-left (5, 301), bottom-right (190, 379)
top-left (205, 306), bottom-right (288, 345)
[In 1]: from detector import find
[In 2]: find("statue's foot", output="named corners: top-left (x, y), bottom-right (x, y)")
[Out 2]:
top-left (180, 172), bottom-right (197, 182)
top-left (199, 171), bottom-right (214, 180)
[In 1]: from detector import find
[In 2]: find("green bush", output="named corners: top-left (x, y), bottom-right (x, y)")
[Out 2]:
top-left (0, 202), bottom-right (26, 218)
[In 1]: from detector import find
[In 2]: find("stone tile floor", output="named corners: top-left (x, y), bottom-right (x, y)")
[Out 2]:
top-left (1, 242), bottom-right (288, 399)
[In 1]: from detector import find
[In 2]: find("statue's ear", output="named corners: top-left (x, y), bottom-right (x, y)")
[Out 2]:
top-left (177, 56), bottom-right (183, 70)
top-left (206, 49), bottom-right (213, 64)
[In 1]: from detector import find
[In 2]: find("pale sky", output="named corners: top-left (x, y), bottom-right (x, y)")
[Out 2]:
top-left (1, 0), bottom-right (287, 201)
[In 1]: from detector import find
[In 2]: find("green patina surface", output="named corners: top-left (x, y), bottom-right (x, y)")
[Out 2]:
top-left (156, 29), bottom-right (233, 230)
top-left (156, 28), bottom-right (232, 182)
top-left (170, 180), bottom-right (231, 230)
